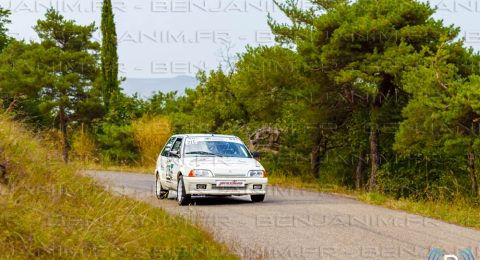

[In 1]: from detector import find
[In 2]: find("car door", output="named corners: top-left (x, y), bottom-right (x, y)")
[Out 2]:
top-left (158, 137), bottom-right (176, 187)
top-left (168, 137), bottom-right (183, 190)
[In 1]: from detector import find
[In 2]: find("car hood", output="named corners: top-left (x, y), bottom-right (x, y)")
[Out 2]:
top-left (182, 157), bottom-right (263, 176)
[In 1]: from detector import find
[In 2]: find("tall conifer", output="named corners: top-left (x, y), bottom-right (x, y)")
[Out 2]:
top-left (101, 0), bottom-right (119, 110)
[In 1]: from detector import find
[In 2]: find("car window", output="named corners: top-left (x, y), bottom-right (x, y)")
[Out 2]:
top-left (184, 140), bottom-right (252, 158)
top-left (161, 137), bottom-right (176, 157)
top-left (170, 138), bottom-right (183, 157)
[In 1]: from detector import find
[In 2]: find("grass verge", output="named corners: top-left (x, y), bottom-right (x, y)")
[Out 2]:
top-left (0, 115), bottom-right (235, 259)
top-left (358, 192), bottom-right (480, 229)
top-left (80, 162), bottom-right (152, 175)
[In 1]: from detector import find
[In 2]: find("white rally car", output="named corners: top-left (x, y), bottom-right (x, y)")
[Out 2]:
top-left (155, 134), bottom-right (268, 205)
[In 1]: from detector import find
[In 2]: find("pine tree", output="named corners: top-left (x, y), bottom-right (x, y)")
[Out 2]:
top-left (269, 0), bottom-right (459, 191)
top-left (0, 8), bottom-right (11, 52)
top-left (33, 9), bottom-right (100, 162)
top-left (101, 0), bottom-right (119, 110)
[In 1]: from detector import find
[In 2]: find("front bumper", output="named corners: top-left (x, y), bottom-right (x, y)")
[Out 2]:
top-left (183, 177), bottom-right (268, 196)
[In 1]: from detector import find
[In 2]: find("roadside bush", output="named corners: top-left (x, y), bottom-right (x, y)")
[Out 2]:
top-left (71, 125), bottom-right (96, 163)
top-left (378, 154), bottom-right (472, 200)
top-left (95, 123), bottom-right (139, 164)
top-left (131, 115), bottom-right (172, 166)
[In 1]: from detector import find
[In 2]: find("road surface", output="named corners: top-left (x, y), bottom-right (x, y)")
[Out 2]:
top-left (85, 171), bottom-right (480, 260)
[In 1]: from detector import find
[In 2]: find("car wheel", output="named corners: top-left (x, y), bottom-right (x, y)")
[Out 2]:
top-left (176, 175), bottom-right (191, 206)
top-left (251, 194), bottom-right (265, 203)
top-left (155, 173), bottom-right (169, 200)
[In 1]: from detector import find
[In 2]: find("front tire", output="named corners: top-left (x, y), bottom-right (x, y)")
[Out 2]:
top-left (155, 173), bottom-right (169, 200)
top-left (251, 194), bottom-right (265, 203)
top-left (176, 175), bottom-right (191, 206)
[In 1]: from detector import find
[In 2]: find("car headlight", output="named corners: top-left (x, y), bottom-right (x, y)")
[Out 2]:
top-left (249, 170), bottom-right (267, 178)
top-left (188, 169), bottom-right (213, 177)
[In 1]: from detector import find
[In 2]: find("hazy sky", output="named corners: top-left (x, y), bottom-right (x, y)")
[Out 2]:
top-left (1, 0), bottom-right (479, 79)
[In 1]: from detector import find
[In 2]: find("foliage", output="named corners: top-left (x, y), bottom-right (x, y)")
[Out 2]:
top-left (230, 46), bottom-right (300, 122)
top-left (101, 0), bottom-right (120, 109)
top-left (393, 42), bottom-right (480, 196)
top-left (132, 115), bottom-right (172, 165)
top-left (95, 122), bottom-right (138, 163)
top-left (186, 69), bottom-right (243, 131)
top-left (0, 8), bottom-right (10, 51)
top-left (92, 93), bottom-right (146, 164)
top-left (268, 0), bottom-right (466, 191)
top-left (0, 41), bottom-right (45, 121)
top-left (0, 9), bottom-right (102, 162)
top-left (71, 125), bottom-right (97, 163)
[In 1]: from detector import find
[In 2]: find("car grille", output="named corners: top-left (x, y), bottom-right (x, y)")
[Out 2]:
top-left (214, 173), bottom-right (247, 178)
top-left (212, 185), bottom-right (247, 190)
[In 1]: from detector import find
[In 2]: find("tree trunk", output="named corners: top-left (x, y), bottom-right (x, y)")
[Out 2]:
top-left (368, 123), bottom-right (380, 191)
top-left (6, 94), bottom-right (18, 113)
top-left (59, 103), bottom-right (69, 163)
top-left (468, 148), bottom-right (479, 196)
top-left (0, 163), bottom-right (6, 184)
top-left (310, 124), bottom-right (322, 179)
top-left (367, 74), bottom-right (392, 192)
top-left (355, 150), bottom-right (366, 190)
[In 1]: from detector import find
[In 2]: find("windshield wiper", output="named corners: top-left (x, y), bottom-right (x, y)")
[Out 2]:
top-left (186, 151), bottom-right (224, 157)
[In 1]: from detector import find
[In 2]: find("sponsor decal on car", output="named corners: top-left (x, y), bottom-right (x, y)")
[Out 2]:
top-left (216, 180), bottom-right (245, 187)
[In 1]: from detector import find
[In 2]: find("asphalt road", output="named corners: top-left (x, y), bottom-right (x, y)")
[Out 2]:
top-left (85, 171), bottom-right (480, 260)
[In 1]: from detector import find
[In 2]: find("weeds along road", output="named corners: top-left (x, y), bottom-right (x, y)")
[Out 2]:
top-left (85, 171), bottom-right (480, 260)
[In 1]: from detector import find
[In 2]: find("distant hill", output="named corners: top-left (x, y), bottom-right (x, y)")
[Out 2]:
top-left (121, 76), bottom-right (199, 98)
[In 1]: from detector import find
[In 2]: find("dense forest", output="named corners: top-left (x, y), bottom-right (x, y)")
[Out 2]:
top-left (1, 0), bottom-right (480, 201)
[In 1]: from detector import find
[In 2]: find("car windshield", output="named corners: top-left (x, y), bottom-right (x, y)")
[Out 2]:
top-left (184, 140), bottom-right (252, 158)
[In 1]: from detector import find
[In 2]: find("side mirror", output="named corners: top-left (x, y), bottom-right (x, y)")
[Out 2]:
top-left (252, 151), bottom-right (261, 159)
top-left (169, 150), bottom-right (180, 158)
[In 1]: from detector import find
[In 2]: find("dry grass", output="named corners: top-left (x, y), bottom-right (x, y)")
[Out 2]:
top-left (131, 115), bottom-right (171, 167)
top-left (0, 114), bottom-right (236, 259)
top-left (71, 124), bottom-right (96, 163)
top-left (268, 174), bottom-right (358, 197)
top-left (269, 174), bottom-right (480, 230)
top-left (80, 162), bottom-right (152, 175)
top-left (358, 192), bottom-right (480, 229)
